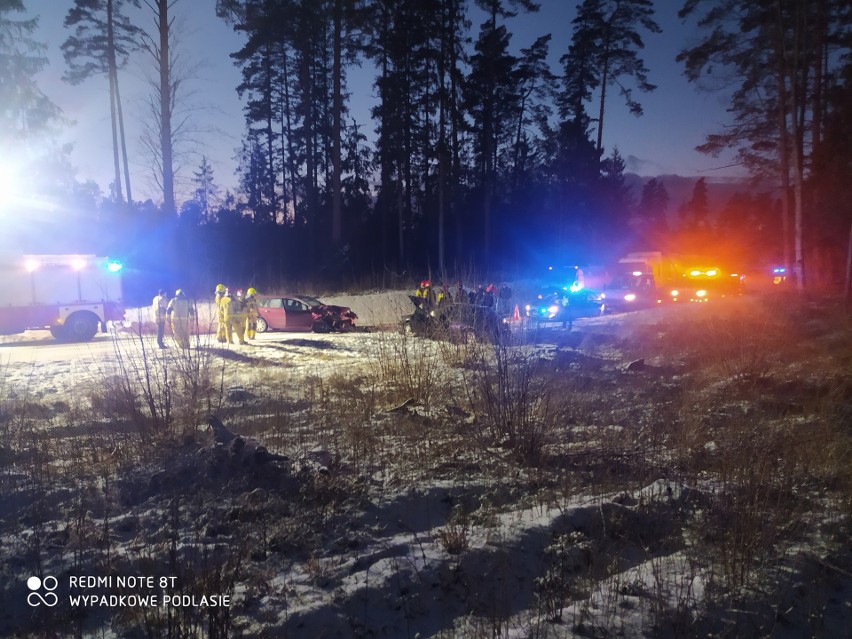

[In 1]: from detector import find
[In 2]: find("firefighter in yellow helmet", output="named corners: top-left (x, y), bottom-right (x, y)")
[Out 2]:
top-left (222, 288), bottom-right (247, 345)
top-left (214, 283), bottom-right (227, 343)
top-left (167, 288), bottom-right (195, 348)
top-left (244, 287), bottom-right (259, 340)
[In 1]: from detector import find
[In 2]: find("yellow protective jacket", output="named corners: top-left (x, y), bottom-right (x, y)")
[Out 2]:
top-left (223, 295), bottom-right (246, 321)
top-left (244, 295), bottom-right (258, 319)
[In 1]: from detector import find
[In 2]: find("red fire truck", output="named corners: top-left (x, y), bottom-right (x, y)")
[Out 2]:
top-left (0, 254), bottom-right (125, 341)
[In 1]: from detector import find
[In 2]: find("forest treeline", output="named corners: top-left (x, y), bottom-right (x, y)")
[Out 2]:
top-left (1, 0), bottom-right (850, 294)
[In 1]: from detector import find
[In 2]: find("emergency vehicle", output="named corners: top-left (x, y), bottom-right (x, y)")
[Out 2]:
top-left (0, 254), bottom-right (125, 341)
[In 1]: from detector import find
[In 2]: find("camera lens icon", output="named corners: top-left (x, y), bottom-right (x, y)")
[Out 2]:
top-left (27, 575), bottom-right (59, 607)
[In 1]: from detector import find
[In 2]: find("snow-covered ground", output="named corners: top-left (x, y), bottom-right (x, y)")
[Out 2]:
top-left (1, 292), bottom-right (849, 638)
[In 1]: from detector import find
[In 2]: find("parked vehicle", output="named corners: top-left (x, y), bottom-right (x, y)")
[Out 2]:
top-left (402, 296), bottom-right (508, 344)
top-left (599, 270), bottom-right (659, 313)
top-left (256, 295), bottom-right (357, 333)
top-left (0, 254), bottom-right (125, 341)
top-left (524, 288), bottom-right (605, 328)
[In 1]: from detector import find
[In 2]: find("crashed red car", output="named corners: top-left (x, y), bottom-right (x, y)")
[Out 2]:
top-left (256, 295), bottom-right (357, 333)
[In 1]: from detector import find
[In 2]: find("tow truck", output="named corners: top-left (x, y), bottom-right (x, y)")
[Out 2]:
top-left (0, 254), bottom-right (125, 341)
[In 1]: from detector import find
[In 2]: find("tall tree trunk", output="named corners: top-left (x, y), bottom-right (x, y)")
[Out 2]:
top-left (108, 65), bottom-right (123, 203)
top-left (331, 0), bottom-right (343, 245)
top-left (264, 44), bottom-right (276, 223)
top-left (595, 40), bottom-right (611, 156)
top-left (281, 44), bottom-right (299, 226)
top-left (781, 0), bottom-right (806, 292)
top-left (777, 106), bottom-right (792, 278)
top-left (437, 7), bottom-right (447, 275)
top-left (106, 0), bottom-right (123, 204)
top-left (157, 0), bottom-right (175, 215)
top-left (114, 65), bottom-right (132, 205)
top-left (300, 45), bottom-right (317, 252)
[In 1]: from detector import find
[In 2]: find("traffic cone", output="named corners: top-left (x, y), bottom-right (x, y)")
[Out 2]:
top-left (512, 304), bottom-right (521, 321)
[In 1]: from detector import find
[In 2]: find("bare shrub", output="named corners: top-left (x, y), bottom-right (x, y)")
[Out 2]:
top-left (457, 337), bottom-right (565, 466)
top-left (370, 328), bottom-right (445, 405)
top-left (87, 327), bottom-right (225, 438)
top-left (438, 504), bottom-right (470, 556)
top-left (535, 531), bottom-right (591, 622)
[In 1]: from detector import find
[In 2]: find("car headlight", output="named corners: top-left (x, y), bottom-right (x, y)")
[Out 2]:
top-left (624, 293), bottom-right (636, 302)
top-left (696, 289), bottom-right (707, 298)
top-left (548, 305), bottom-right (560, 314)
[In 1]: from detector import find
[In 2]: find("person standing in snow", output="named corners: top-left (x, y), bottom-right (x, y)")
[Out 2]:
top-left (244, 287), bottom-right (259, 340)
top-left (167, 289), bottom-right (195, 349)
top-left (214, 283), bottom-right (228, 343)
top-left (152, 288), bottom-right (169, 349)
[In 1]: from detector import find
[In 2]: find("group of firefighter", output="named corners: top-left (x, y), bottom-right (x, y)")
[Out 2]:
top-left (414, 280), bottom-right (513, 315)
top-left (214, 284), bottom-right (259, 345)
top-left (151, 284), bottom-right (259, 349)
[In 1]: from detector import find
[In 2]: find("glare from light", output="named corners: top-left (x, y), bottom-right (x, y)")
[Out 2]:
top-left (696, 289), bottom-right (707, 297)
top-left (106, 260), bottom-right (123, 273)
top-left (632, 270), bottom-right (642, 277)
top-left (0, 161), bottom-right (22, 211)
top-left (670, 289), bottom-right (679, 297)
top-left (71, 257), bottom-right (87, 271)
top-left (569, 282), bottom-right (582, 293)
top-left (707, 269), bottom-right (717, 276)
top-left (548, 305), bottom-right (560, 314)
top-left (624, 293), bottom-right (636, 302)
top-left (25, 258), bottom-right (40, 272)
top-left (689, 269), bottom-right (702, 276)
top-left (525, 304), bottom-right (531, 311)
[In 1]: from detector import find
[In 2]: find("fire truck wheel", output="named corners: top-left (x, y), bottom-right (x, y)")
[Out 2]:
top-left (62, 312), bottom-right (100, 342)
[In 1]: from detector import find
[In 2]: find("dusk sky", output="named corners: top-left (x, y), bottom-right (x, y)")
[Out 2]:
top-left (26, 0), bottom-right (742, 204)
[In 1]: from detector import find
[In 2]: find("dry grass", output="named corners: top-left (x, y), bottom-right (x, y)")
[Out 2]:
top-left (1, 293), bottom-right (850, 637)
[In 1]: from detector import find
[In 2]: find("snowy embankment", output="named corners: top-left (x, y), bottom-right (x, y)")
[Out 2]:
top-left (121, 289), bottom-right (413, 333)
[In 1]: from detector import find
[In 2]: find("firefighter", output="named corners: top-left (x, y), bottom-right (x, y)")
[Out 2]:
top-left (414, 279), bottom-right (436, 309)
top-left (151, 288), bottom-right (169, 349)
top-left (455, 282), bottom-right (468, 304)
top-left (214, 283), bottom-right (227, 343)
top-left (167, 288), bottom-right (195, 349)
top-left (244, 287), bottom-right (259, 340)
top-left (482, 284), bottom-right (496, 309)
top-left (497, 283), bottom-right (512, 315)
top-left (437, 282), bottom-right (453, 306)
top-left (222, 288), bottom-right (247, 345)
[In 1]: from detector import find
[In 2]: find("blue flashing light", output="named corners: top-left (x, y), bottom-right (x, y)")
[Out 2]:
top-left (772, 267), bottom-right (786, 274)
top-left (106, 259), bottom-right (123, 273)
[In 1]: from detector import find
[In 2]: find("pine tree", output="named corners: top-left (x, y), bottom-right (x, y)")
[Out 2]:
top-left (569, 0), bottom-right (660, 156)
top-left (678, 0), bottom-right (851, 291)
top-left (62, 0), bottom-right (140, 206)
top-left (191, 156), bottom-right (220, 223)
top-left (0, 0), bottom-right (61, 146)
top-left (638, 177), bottom-right (668, 231)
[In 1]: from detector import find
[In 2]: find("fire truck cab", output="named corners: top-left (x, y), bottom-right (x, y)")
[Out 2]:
top-left (0, 254), bottom-right (125, 342)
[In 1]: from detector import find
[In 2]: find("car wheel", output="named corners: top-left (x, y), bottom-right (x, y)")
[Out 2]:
top-left (312, 321), bottom-right (331, 333)
top-left (256, 317), bottom-right (269, 333)
top-left (338, 320), bottom-right (354, 333)
top-left (58, 312), bottom-right (100, 342)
